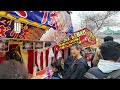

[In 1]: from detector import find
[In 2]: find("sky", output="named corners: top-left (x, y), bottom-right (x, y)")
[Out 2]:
top-left (71, 11), bottom-right (120, 32)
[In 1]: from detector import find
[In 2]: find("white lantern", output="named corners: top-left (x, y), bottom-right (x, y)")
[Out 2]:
top-left (14, 21), bottom-right (21, 33)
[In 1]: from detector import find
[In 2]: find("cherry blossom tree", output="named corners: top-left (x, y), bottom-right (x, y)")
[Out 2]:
top-left (77, 11), bottom-right (120, 35)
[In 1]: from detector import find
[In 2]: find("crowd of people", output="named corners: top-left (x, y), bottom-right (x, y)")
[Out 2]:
top-left (0, 36), bottom-right (120, 79)
top-left (50, 36), bottom-right (120, 79)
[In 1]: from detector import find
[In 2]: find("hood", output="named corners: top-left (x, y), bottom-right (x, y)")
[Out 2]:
top-left (98, 59), bottom-right (120, 73)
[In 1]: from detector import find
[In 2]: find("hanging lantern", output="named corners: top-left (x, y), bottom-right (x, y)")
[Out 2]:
top-left (14, 21), bottom-right (21, 33)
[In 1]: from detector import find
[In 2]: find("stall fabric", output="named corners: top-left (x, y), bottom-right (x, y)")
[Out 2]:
top-left (35, 48), bottom-right (52, 70)
top-left (35, 48), bottom-right (48, 69)
top-left (34, 46), bottom-right (64, 70)
top-left (0, 17), bottom-right (45, 40)
top-left (7, 11), bottom-right (72, 33)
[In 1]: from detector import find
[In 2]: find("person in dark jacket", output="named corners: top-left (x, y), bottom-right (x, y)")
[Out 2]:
top-left (63, 43), bottom-right (90, 79)
top-left (84, 41), bottom-right (120, 79)
top-left (64, 56), bottom-right (74, 73)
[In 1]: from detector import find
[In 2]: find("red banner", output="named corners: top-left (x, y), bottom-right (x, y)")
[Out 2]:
top-left (58, 28), bottom-right (96, 49)
top-left (0, 17), bottom-right (45, 40)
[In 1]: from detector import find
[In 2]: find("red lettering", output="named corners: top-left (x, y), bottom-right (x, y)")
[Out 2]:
top-left (48, 11), bottom-right (59, 30)
top-left (7, 20), bottom-right (12, 26)
top-left (10, 30), bottom-right (19, 38)
top-left (0, 25), bottom-right (6, 37)
top-left (19, 29), bottom-right (29, 39)
top-left (15, 11), bottom-right (27, 18)
top-left (5, 27), bottom-right (11, 31)
top-left (41, 11), bottom-right (48, 24)
top-left (10, 30), bottom-right (15, 36)
top-left (13, 33), bottom-right (19, 38)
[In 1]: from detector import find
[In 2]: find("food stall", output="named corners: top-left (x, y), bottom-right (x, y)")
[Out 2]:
top-left (0, 11), bottom-right (73, 79)
top-left (56, 28), bottom-right (97, 66)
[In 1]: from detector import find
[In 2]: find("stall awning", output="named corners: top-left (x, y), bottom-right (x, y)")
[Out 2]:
top-left (0, 11), bottom-right (73, 42)
top-left (0, 11), bottom-right (49, 31)
top-left (4, 11), bottom-right (72, 33)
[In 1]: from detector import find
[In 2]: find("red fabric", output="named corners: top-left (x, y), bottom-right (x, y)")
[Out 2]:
top-left (46, 48), bottom-right (49, 67)
top-left (35, 51), bottom-right (37, 66)
top-left (40, 51), bottom-right (43, 70)
top-left (0, 57), bottom-right (5, 64)
top-left (28, 50), bottom-right (34, 74)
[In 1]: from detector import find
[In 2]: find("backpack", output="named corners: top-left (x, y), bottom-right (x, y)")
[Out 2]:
top-left (84, 69), bottom-right (120, 79)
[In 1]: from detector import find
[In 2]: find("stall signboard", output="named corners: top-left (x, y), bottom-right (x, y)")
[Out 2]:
top-left (58, 28), bottom-right (96, 50)
top-left (7, 11), bottom-right (72, 33)
top-left (0, 17), bottom-right (45, 40)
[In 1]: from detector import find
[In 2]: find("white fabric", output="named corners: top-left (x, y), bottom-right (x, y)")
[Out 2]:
top-left (43, 49), bottom-right (46, 69)
top-left (48, 47), bottom-right (54, 66)
top-left (37, 49), bottom-right (41, 70)
top-left (98, 59), bottom-right (120, 73)
top-left (57, 50), bottom-right (62, 60)
top-left (48, 47), bottom-right (54, 57)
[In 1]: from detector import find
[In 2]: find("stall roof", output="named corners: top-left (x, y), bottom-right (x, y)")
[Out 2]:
top-left (1, 11), bottom-right (72, 33)
top-left (0, 11), bottom-right (73, 43)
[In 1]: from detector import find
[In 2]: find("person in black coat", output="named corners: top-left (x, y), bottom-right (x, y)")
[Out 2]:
top-left (64, 56), bottom-right (74, 73)
top-left (63, 43), bottom-right (90, 79)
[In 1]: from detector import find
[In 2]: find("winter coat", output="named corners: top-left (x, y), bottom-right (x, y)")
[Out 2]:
top-left (86, 59), bottom-right (120, 79)
top-left (63, 58), bottom-right (90, 79)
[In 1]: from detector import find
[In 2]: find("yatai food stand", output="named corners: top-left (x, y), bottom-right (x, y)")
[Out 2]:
top-left (0, 11), bottom-right (73, 79)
